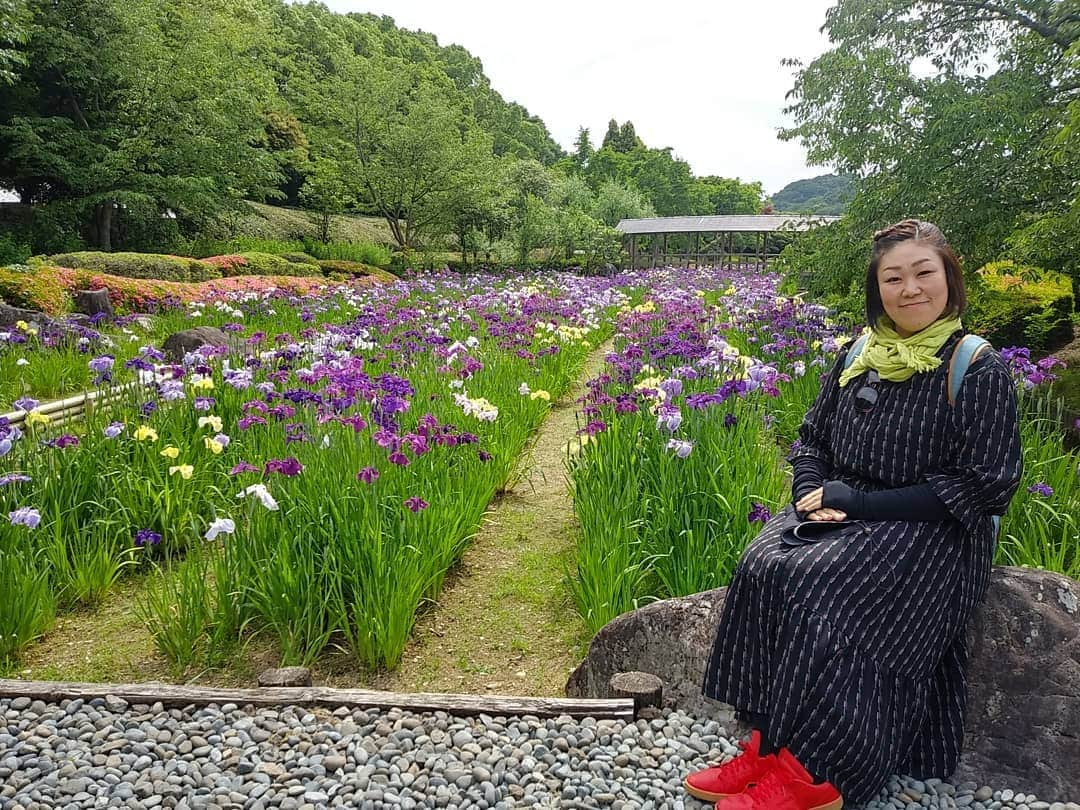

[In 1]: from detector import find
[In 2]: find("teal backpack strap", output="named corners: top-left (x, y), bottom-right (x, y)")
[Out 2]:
top-left (947, 335), bottom-right (991, 407)
top-left (843, 332), bottom-right (870, 370)
top-left (947, 334), bottom-right (1001, 538)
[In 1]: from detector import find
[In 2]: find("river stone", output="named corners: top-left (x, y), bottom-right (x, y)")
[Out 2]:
top-left (257, 667), bottom-right (312, 688)
top-left (161, 326), bottom-right (233, 362)
top-left (565, 566), bottom-right (1080, 802)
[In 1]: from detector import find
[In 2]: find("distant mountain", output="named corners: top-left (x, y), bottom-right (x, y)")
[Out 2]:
top-left (772, 173), bottom-right (856, 215)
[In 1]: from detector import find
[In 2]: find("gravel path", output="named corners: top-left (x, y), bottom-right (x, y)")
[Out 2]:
top-left (1, 697), bottom-right (1076, 810)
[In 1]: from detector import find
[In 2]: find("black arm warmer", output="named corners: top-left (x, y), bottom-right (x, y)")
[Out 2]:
top-left (822, 480), bottom-right (952, 521)
top-left (791, 454), bottom-right (829, 505)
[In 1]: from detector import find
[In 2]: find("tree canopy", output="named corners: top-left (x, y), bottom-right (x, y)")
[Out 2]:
top-left (0, 0), bottom-right (769, 266)
top-left (779, 0), bottom-right (1080, 299)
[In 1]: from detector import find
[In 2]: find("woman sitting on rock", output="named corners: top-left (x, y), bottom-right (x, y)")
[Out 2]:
top-left (686, 219), bottom-right (1024, 809)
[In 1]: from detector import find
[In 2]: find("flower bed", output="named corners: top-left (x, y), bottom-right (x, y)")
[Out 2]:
top-left (0, 271), bottom-right (626, 670)
top-left (567, 271), bottom-right (1079, 632)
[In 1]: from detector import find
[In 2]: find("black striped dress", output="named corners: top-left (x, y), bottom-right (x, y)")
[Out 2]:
top-left (701, 330), bottom-right (1023, 803)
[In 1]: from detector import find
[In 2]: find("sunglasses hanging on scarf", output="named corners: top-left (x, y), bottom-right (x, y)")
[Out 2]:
top-left (854, 369), bottom-right (880, 413)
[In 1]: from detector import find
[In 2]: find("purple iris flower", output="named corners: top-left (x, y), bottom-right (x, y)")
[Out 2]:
top-left (193, 397), bottom-right (216, 411)
top-left (237, 415), bottom-right (266, 431)
top-left (404, 496), bottom-right (429, 513)
top-left (0, 437), bottom-right (11, 458)
top-left (748, 503), bottom-right (772, 523)
top-left (0, 473), bottom-right (30, 486)
top-left (388, 451), bottom-right (410, 466)
top-left (103, 422), bottom-right (125, 439)
top-left (1027, 482), bottom-right (1054, 498)
top-left (357, 466), bottom-right (379, 484)
top-left (134, 528), bottom-right (162, 547)
top-left (264, 457), bottom-right (304, 477)
top-left (228, 460), bottom-right (260, 476)
top-left (13, 396), bottom-right (38, 413)
top-left (724, 413), bottom-right (738, 428)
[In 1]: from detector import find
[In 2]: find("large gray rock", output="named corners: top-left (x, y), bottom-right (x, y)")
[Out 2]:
top-left (566, 566), bottom-right (1080, 801)
top-left (161, 326), bottom-right (232, 362)
top-left (0, 301), bottom-right (46, 330)
top-left (73, 288), bottom-right (114, 319)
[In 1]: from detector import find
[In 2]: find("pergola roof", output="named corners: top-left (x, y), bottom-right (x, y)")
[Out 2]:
top-left (616, 214), bottom-right (840, 234)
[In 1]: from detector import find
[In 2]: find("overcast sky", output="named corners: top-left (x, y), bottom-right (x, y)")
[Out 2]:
top-left (312, 0), bottom-right (838, 195)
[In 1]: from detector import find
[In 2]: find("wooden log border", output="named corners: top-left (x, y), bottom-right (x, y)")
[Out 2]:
top-left (0, 679), bottom-right (636, 721)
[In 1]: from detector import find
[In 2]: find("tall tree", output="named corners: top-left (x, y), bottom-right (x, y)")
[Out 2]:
top-left (346, 60), bottom-right (494, 249)
top-left (780, 0), bottom-right (1080, 287)
top-left (0, 0), bottom-right (282, 250)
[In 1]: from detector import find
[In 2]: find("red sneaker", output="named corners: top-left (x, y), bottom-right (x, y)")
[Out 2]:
top-left (683, 729), bottom-right (779, 802)
top-left (713, 747), bottom-right (843, 810)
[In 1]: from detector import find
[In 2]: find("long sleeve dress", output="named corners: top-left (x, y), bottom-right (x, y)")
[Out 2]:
top-left (701, 330), bottom-right (1023, 803)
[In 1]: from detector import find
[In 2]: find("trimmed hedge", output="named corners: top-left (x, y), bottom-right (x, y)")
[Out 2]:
top-left (316, 259), bottom-right (397, 283)
top-left (203, 251), bottom-right (322, 278)
top-left (279, 251), bottom-right (320, 265)
top-left (966, 262), bottom-right (1074, 352)
top-left (44, 251), bottom-right (219, 282)
top-left (0, 265), bottom-right (352, 315)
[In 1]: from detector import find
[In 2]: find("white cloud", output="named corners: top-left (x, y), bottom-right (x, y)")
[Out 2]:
top-left (292, 0), bottom-right (839, 194)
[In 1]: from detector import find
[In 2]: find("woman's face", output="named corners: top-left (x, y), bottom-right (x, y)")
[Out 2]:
top-left (876, 240), bottom-right (951, 337)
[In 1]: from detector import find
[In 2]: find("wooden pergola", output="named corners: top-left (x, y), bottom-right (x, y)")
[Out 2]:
top-left (616, 214), bottom-right (840, 270)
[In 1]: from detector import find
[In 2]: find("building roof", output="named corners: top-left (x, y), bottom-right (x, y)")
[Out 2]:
top-left (615, 214), bottom-right (840, 234)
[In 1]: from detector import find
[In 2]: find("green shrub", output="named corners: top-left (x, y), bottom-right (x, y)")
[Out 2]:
top-left (45, 251), bottom-right (219, 282)
top-left (302, 238), bottom-right (392, 268)
top-left (280, 251), bottom-right (319, 265)
top-left (316, 259), bottom-right (396, 282)
top-left (206, 251), bottom-right (321, 278)
top-left (966, 262), bottom-right (1074, 351)
top-left (0, 233), bottom-right (31, 265)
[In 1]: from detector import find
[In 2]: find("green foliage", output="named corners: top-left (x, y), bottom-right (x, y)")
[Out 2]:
top-left (316, 259), bottom-right (396, 282)
top-left (0, 0), bottom-right (31, 85)
top-left (775, 219), bottom-right (871, 325)
top-left (0, 232), bottom-right (30, 264)
top-left (965, 262), bottom-right (1074, 352)
top-left (0, 0), bottom-right (284, 251)
top-left (46, 251), bottom-right (219, 282)
top-left (302, 239), bottom-right (392, 267)
top-left (772, 173), bottom-right (855, 215)
top-left (210, 252), bottom-right (322, 278)
top-left (779, 0), bottom-right (1080, 286)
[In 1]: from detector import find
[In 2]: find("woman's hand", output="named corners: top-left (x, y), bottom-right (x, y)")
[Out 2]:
top-left (796, 487), bottom-right (847, 521)
top-left (805, 508), bottom-right (848, 521)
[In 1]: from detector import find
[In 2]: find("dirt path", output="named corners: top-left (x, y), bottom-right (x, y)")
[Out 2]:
top-left (5, 343), bottom-right (612, 696)
top-left (356, 341), bottom-right (613, 697)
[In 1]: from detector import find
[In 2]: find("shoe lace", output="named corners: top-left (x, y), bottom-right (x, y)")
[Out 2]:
top-left (740, 767), bottom-right (797, 808)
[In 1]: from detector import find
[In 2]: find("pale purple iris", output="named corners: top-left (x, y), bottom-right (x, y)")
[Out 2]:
top-left (0, 437), bottom-right (11, 458)
top-left (103, 422), bottom-right (125, 439)
top-left (666, 438), bottom-right (693, 458)
top-left (88, 355), bottom-right (114, 374)
top-left (228, 460), bottom-right (260, 475)
top-left (13, 397), bottom-right (38, 413)
top-left (194, 397), bottom-right (216, 411)
top-left (0, 473), bottom-right (30, 486)
top-left (656, 406), bottom-right (682, 433)
top-left (9, 506), bottom-right (41, 529)
top-left (659, 378), bottom-right (683, 399)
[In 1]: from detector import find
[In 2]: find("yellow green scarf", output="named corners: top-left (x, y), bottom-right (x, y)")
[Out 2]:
top-left (838, 315), bottom-right (963, 387)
